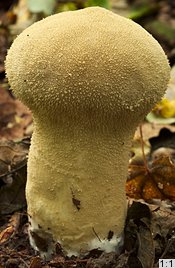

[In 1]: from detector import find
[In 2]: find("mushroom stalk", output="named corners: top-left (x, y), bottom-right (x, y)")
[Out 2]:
top-left (28, 113), bottom-right (133, 256)
top-left (5, 6), bottom-right (170, 258)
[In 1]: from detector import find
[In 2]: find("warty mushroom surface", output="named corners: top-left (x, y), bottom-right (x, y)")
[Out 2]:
top-left (5, 6), bottom-right (170, 258)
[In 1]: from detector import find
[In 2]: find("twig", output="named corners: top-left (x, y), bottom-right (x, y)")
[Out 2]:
top-left (139, 124), bottom-right (150, 174)
top-left (92, 227), bottom-right (101, 242)
top-left (20, 257), bottom-right (30, 268)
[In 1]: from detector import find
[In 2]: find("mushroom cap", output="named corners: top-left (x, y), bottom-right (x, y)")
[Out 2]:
top-left (6, 7), bottom-right (170, 121)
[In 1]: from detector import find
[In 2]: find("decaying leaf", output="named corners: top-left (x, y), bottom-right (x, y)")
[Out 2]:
top-left (124, 201), bottom-right (154, 268)
top-left (127, 127), bottom-right (175, 201)
top-left (124, 200), bottom-right (175, 267)
top-left (0, 27), bottom-right (8, 75)
top-left (29, 256), bottom-right (42, 268)
top-left (0, 138), bottom-right (30, 214)
top-left (0, 212), bottom-right (20, 244)
top-left (0, 86), bottom-right (32, 140)
top-left (127, 155), bottom-right (175, 200)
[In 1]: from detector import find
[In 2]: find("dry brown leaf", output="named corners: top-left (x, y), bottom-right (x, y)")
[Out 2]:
top-left (126, 155), bottom-right (175, 201)
top-left (0, 225), bottom-right (14, 244)
top-left (0, 212), bottom-right (20, 244)
top-left (0, 139), bottom-right (30, 214)
top-left (30, 256), bottom-right (42, 268)
top-left (0, 86), bottom-right (32, 140)
top-left (0, 27), bottom-right (8, 74)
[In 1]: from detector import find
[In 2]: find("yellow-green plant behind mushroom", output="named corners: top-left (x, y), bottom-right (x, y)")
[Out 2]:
top-left (5, 7), bottom-right (170, 258)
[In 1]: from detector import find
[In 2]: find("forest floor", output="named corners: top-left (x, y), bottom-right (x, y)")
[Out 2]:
top-left (0, 0), bottom-right (175, 267)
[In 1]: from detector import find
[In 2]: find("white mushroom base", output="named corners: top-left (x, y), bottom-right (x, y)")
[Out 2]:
top-left (28, 217), bottom-right (124, 259)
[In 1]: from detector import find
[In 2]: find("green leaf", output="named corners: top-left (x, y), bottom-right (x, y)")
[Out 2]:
top-left (145, 20), bottom-right (175, 43)
top-left (146, 112), bottom-right (175, 125)
top-left (57, 3), bottom-right (77, 13)
top-left (128, 5), bottom-right (154, 20)
top-left (86, 0), bottom-right (110, 9)
top-left (27, 0), bottom-right (56, 15)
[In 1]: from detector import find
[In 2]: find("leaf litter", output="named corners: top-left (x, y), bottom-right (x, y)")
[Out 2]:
top-left (0, 0), bottom-right (175, 267)
top-left (127, 127), bottom-right (175, 201)
top-left (0, 85), bottom-right (32, 140)
top-left (0, 138), bottom-right (29, 215)
top-left (1, 199), bottom-right (175, 267)
top-left (0, 125), bottom-right (175, 268)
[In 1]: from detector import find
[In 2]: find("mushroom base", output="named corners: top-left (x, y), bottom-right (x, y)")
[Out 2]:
top-left (28, 217), bottom-right (124, 259)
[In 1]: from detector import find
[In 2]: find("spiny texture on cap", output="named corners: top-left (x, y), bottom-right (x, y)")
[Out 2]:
top-left (5, 7), bottom-right (170, 257)
top-left (6, 6), bottom-right (169, 118)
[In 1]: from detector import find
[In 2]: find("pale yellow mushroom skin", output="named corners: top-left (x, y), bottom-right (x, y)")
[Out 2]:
top-left (5, 7), bottom-right (170, 257)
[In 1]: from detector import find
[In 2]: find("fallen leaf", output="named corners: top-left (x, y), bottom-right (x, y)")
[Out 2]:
top-left (0, 27), bottom-right (8, 75)
top-left (0, 212), bottom-right (20, 244)
top-left (30, 256), bottom-right (42, 268)
top-left (146, 112), bottom-right (175, 124)
top-left (0, 226), bottom-right (14, 244)
top-left (127, 154), bottom-right (175, 201)
top-left (127, 127), bottom-right (175, 201)
top-left (125, 202), bottom-right (154, 268)
top-left (0, 86), bottom-right (32, 140)
top-left (0, 138), bottom-right (30, 214)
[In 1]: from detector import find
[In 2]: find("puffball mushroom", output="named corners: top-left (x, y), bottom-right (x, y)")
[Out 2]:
top-left (5, 6), bottom-right (170, 258)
